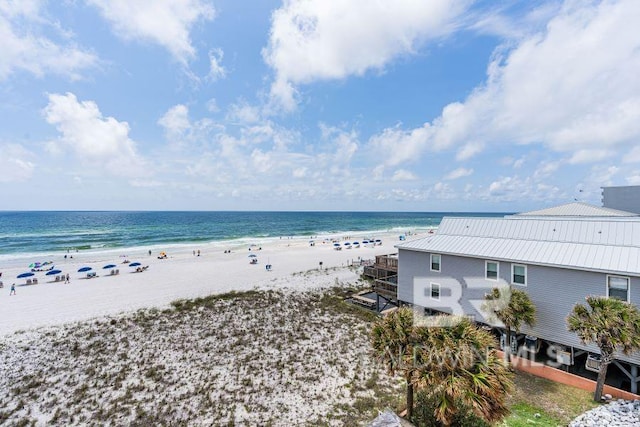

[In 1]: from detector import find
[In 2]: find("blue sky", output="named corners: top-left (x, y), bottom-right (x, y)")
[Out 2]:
top-left (1, 0), bottom-right (639, 212)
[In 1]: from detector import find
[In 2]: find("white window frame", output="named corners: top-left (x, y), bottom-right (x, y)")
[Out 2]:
top-left (607, 275), bottom-right (630, 302)
top-left (485, 261), bottom-right (499, 281)
top-left (430, 254), bottom-right (441, 272)
top-left (511, 264), bottom-right (527, 286)
top-left (430, 283), bottom-right (440, 301)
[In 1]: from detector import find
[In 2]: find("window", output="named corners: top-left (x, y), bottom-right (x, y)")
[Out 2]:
top-left (486, 261), bottom-right (499, 280)
top-left (431, 254), bottom-right (441, 272)
top-left (608, 276), bottom-right (629, 302)
top-left (430, 283), bottom-right (440, 300)
top-left (512, 264), bottom-right (527, 286)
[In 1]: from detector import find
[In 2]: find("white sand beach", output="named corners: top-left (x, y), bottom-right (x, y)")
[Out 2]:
top-left (0, 232), bottom-right (403, 337)
top-left (0, 233), bottom-right (408, 425)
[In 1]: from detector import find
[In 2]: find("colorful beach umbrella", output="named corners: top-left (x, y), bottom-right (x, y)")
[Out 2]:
top-left (78, 266), bottom-right (92, 273)
top-left (46, 269), bottom-right (62, 276)
top-left (17, 272), bottom-right (35, 278)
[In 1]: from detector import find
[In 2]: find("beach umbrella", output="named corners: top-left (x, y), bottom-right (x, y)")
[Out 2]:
top-left (78, 266), bottom-right (92, 273)
top-left (248, 254), bottom-right (257, 258)
top-left (17, 272), bottom-right (35, 278)
top-left (129, 262), bottom-right (141, 267)
top-left (46, 269), bottom-right (62, 276)
top-left (103, 264), bottom-right (116, 269)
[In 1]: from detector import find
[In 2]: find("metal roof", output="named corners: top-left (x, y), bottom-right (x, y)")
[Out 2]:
top-left (515, 202), bottom-right (637, 217)
top-left (397, 216), bottom-right (640, 275)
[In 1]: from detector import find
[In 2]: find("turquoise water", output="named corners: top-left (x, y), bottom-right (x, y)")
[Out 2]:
top-left (0, 211), bottom-right (508, 260)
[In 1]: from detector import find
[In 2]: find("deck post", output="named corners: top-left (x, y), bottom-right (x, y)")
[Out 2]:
top-left (632, 365), bottom-right (638, 394)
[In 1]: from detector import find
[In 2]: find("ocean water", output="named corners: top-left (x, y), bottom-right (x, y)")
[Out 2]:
top-left (0, 211), bottom-right (508, 261)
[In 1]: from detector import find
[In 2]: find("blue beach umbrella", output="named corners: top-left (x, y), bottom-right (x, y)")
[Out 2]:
top-left (78, 266), bottom-right (92, 273)
top-left (103, 264), bottom-right (116, 269)
top-left (129, 262), bottom-right (141, 267)
top-left (46, 269), bottom-right (62, 276)
top-left (17, 272), bottom-right (35, 278)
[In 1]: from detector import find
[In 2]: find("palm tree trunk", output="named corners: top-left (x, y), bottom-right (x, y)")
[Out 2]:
top-left (504, 327), bottom-right (512, 364)
top-left (594, 361), bottom-right (609, 402)
top-left (405, 372), bottom-right (414, 420)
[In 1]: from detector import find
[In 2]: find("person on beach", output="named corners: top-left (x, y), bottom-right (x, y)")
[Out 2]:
top-left (65, 273), bottom-right (70, 284)
top-left (10, 283), bottom-right (16, 296)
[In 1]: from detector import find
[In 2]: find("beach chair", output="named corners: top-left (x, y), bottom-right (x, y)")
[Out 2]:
top-left (26, 279), bottom-right (32, 285)
top-left (33, 278), bottom-right (38, 284)
top-left (115, 269), bottom-right (119, 275)
top-left (110, 269), bottom-right (115, 275)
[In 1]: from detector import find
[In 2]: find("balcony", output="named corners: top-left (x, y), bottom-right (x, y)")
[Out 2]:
top-left (373, 275), bottom-right (398, 298)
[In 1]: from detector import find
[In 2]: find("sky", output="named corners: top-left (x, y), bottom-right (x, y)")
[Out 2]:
top-left (1, 0), bottom-right (639, 212)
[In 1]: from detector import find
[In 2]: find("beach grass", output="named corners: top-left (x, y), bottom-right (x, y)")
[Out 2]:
top-left (0, 285), bottom-right (402, 426)
top-left (0, 283), bottom-right (601, 426)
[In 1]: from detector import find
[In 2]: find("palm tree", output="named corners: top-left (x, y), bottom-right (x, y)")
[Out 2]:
top-left (482, 286), bottom-right (536, 363)
top-left (371, 307), bottom-right (420, 419)
top-left (567, 296), bottom-right (640, 402)
top-left (413, 316), bottom-right (513, 426)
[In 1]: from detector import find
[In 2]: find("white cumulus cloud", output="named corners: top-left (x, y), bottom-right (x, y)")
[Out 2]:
top-left (263, 0), bottom-right (470, 110)
top-left (43, 92), bottom-right (147, 177)
top-left (391, 169), bottom-right (417, 181)
top-left (158, 104), bottom-right (191, 138)
top-left (368, 0), bottom-right (640, 167)
top-left (0, 143), bottom-right (35, 182)
top-left (87, 0), bottom-right (215, 64)
top-left (0, 0), bottom-right (98, 80)
top-left (208, 48), bottom-right (226, 81)
top-left (444, 167), bottom-right (473, 180)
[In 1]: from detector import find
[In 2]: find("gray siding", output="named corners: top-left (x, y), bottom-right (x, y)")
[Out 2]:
top-left (398, 248), bottom-right (640, 365)
top-left (603, 186), bottom-right (640, 214)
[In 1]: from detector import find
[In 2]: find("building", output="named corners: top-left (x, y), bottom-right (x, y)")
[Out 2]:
top-left (395, 202), bottom-right (640, 392)
top-left (602, 185), bottom-right (640, 214)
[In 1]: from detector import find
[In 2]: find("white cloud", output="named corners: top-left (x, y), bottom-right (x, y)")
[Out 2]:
top-left (206, 98), bottom-right (220, 113)
top-left (263, 0), bottom-right (470, 110)
top-left (567, 148), bottom-right (613, 164)
top-left (432, 182), bottom-right (456, 199)
top-left (227, 101), bottom-right (262, 125)
top-left (158, 104), bottom-right (191, 138)
top-left (0, 143), bottom-right (35, 182)
top-left (368, 0), bottom-right (640, 168)
top-left (624, 146), bottom-right (640, 163)
top-left (207, 48), bottom-right (226, 81)
top-left (444, 167), bottom-right (473, 180)
top-left (319, 124), bottom-right (359, 167)
top-left (368, 123), bottom-right (433, 167)
top-left (292, 167), bottom-right (307, 178)
top-left (87, 0), bottom-right (215, 64)
top-left (0, 0), bottom-right (98, 80)
top-left (43, 92), bottom-right (147, 177)
top-left (391, 169), bottom-right (417, 181)
top-left (456, 142), bottom-right (484, 161)
top-left (627, 173), bottom-right (640, 185)
top-left (484, 174), bottom-right (565, 204)
top-left (532, 160), bottom-right (561, 179)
